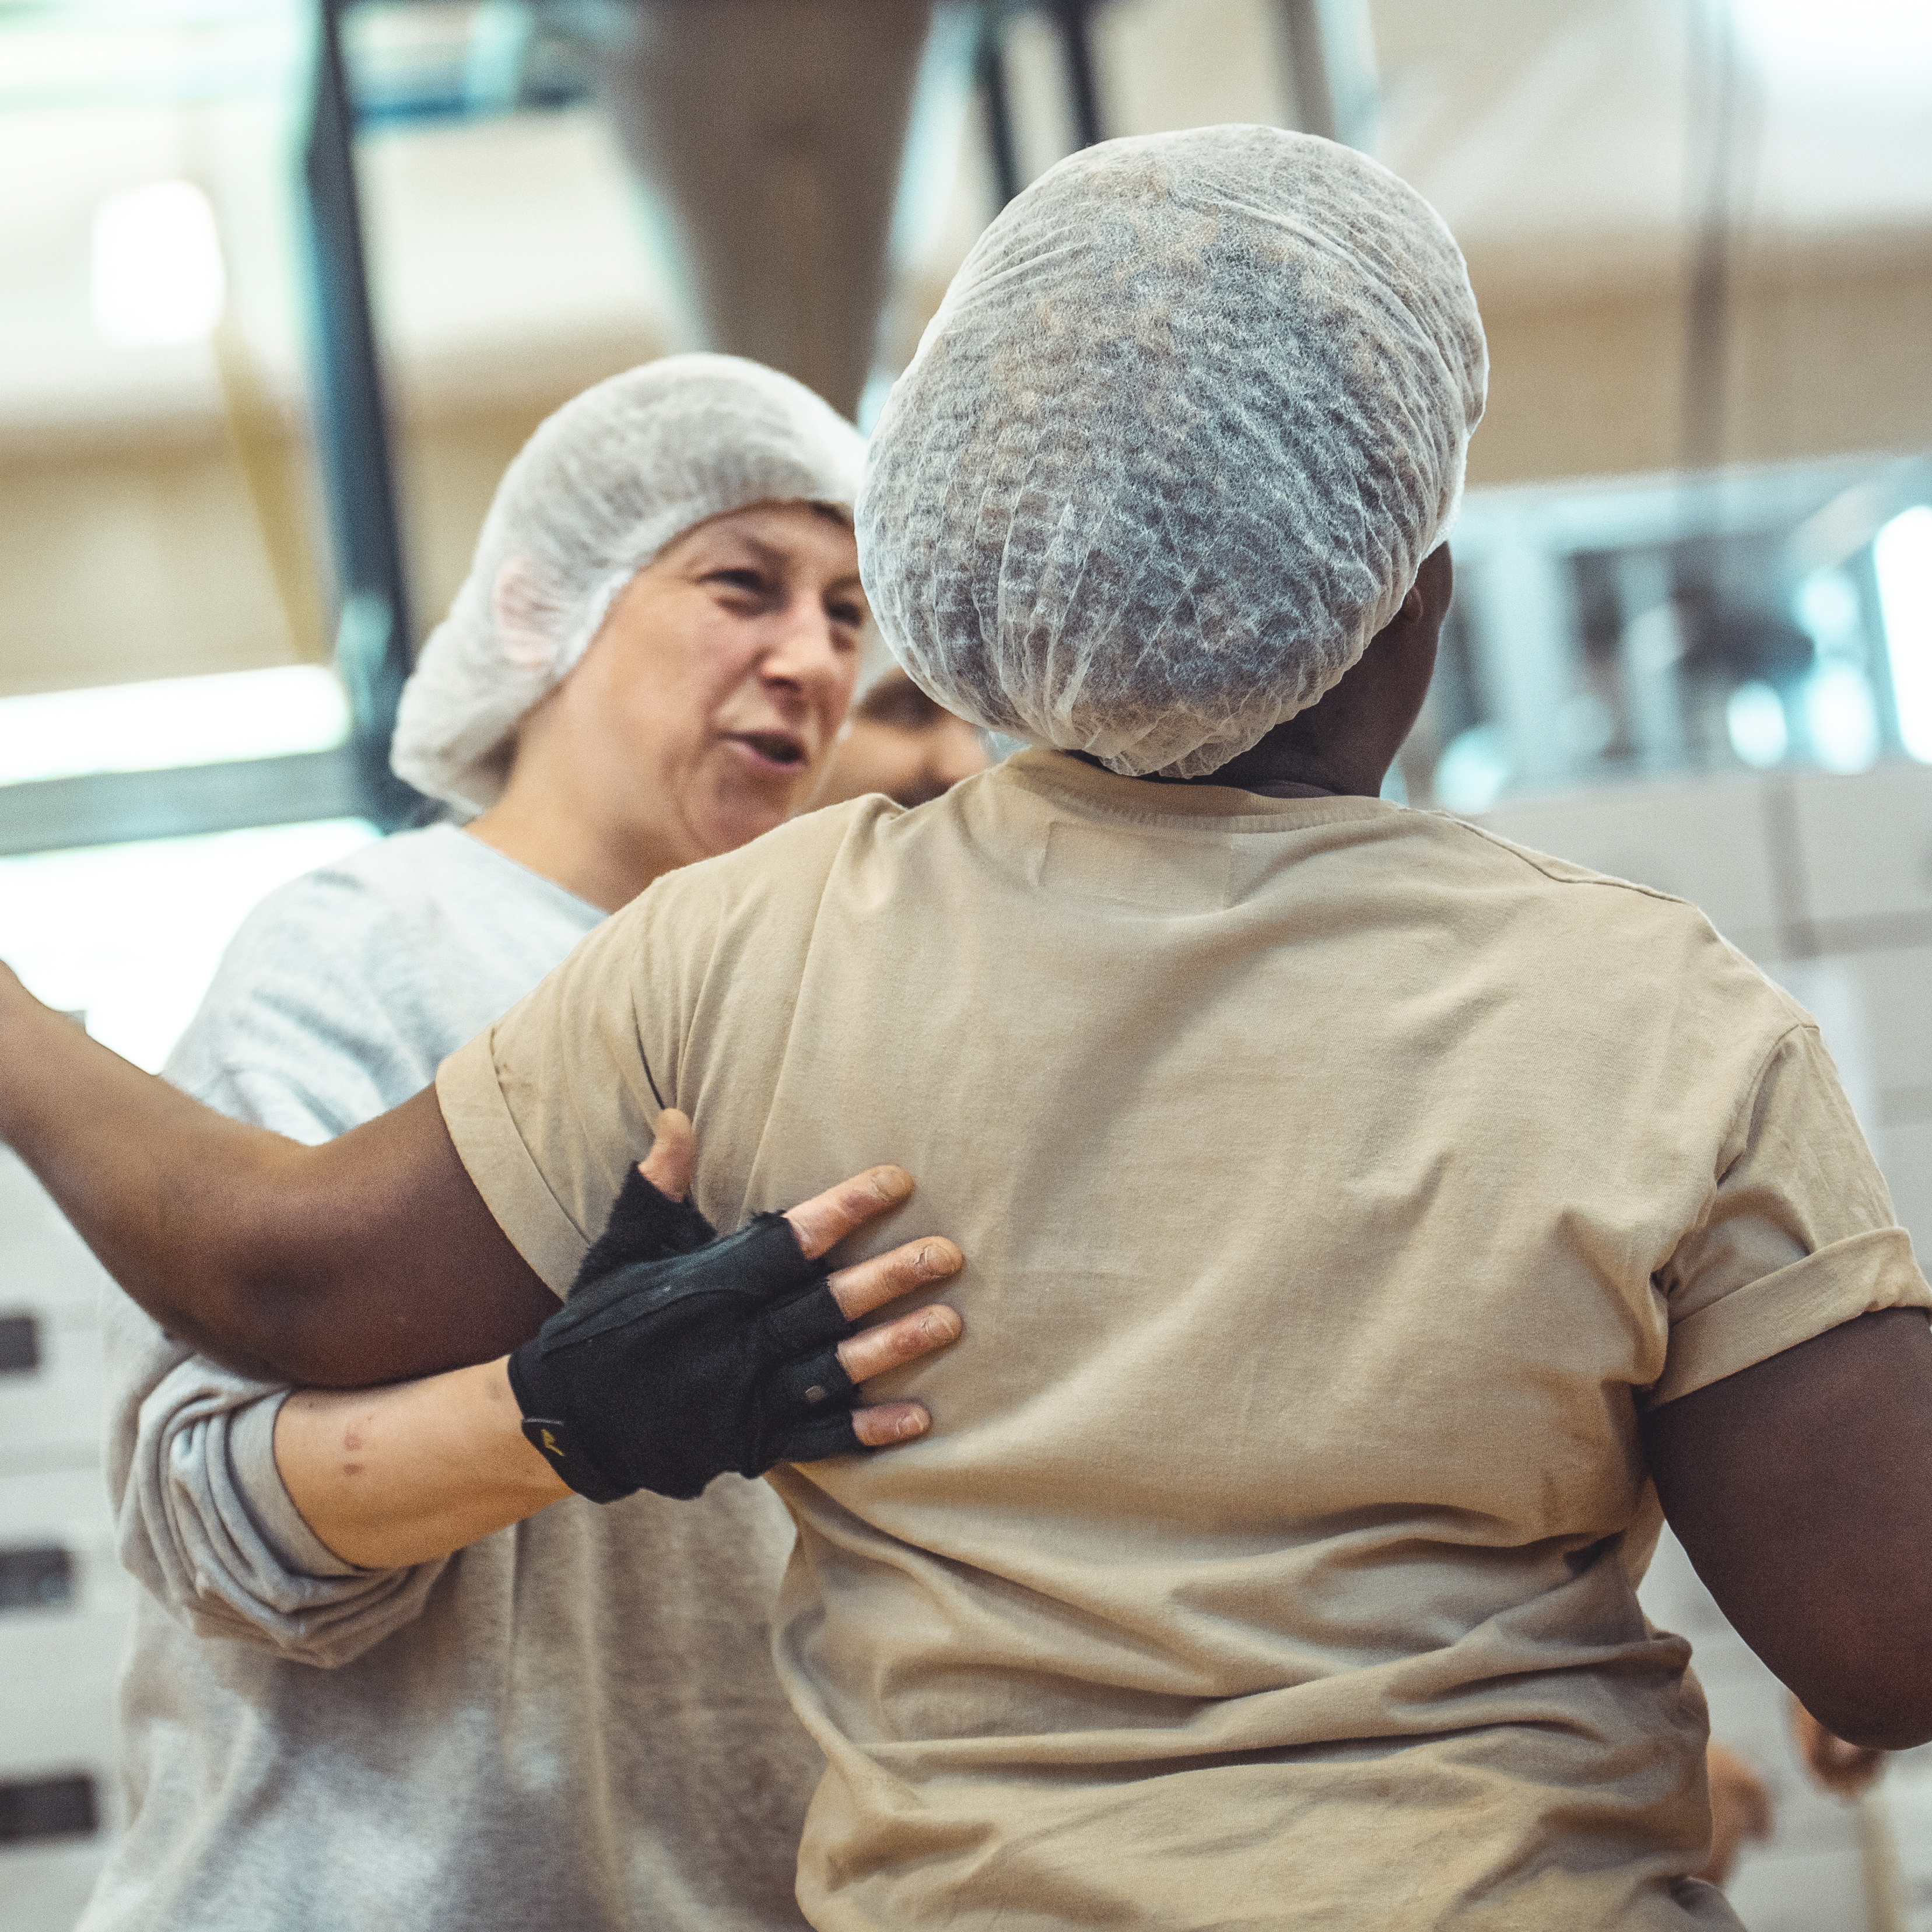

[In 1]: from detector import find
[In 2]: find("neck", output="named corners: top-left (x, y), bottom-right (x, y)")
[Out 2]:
top-left (464, 784), bottom-right (678, 913)
top-left (1071, 739), bottom-right (1380, 801)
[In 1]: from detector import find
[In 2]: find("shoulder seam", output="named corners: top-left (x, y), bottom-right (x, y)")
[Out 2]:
top-left (1441, 814), bottom-right (1692, 908)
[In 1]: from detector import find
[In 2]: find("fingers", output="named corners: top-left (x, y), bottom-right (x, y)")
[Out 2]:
top-left (638, 1109), bottom-right (695, 1201)
top-left (1815, 1737), bottom-right (1886, 1797)
top-left (851, 1402), bottom-right (932, 1448)
top-left (825, 1236), bottom-right (962, 1321)
top-left (1792, 1698), bottom-right (1888, 1796)
top-left (784, 1165), bottom-right (914, 1261)
top-left (836, 1301), bottom-right (962, 1383)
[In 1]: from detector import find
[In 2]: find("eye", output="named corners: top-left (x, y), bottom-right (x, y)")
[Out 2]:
top-left (706, 567), bottom-right (766, 596)
top-left (828, 599), bottom-right (867, 632)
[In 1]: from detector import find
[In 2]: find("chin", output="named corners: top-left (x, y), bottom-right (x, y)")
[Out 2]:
top-left (698, 800), bottom-right (791, 858)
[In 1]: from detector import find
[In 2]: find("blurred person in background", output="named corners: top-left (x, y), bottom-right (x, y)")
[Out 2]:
top-left (813, 665), bottom-right (990, 809)
top-left (1696, 1741), bottom-right (1773, 1888)
top-left (77, 356), bottom-right (903, 1932)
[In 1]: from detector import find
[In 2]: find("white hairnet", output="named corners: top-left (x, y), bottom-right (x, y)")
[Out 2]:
top-left (392, 353), bottom-right (873, 812)
top-left (857, 127), bottom-right (1488, 779)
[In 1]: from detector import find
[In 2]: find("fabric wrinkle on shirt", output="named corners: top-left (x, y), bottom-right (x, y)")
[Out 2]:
top-left (439, 752), bottom-right (1929, 1932)
top-left (85, 822), bottom-right (821, 1932)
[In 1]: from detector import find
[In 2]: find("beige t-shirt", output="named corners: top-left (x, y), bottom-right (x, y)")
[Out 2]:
top-left (439, 751), bottom-right (1929, 1932)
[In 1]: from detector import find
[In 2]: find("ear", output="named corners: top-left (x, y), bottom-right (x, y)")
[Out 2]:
top-left (491, 557), bottom-right (556, 672)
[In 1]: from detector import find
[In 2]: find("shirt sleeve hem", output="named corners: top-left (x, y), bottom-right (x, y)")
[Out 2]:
top-left (1652, 1226), bottom-right (1931, 1407)
top-left (226, 1391), bottom-right (368, 1580)
top-left (436, 1029), bottom-right (585, 1298)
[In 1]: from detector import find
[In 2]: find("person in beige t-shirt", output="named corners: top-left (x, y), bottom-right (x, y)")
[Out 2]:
top-left (5, 129), bottom-right (1932, 1932)
top-left (430, 742), bottom-right (1919, 1931)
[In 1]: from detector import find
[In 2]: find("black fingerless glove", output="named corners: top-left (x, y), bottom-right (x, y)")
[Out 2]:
top-left (507, 1166), bottom-right (864, 1502)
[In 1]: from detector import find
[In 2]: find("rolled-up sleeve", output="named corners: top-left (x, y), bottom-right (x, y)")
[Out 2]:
top-left (108, 875), bottom-right (455, 1667)
top-left (1654, 1023), bottom-right (1932, 1405)
top-left (437, 888), bottom-right (681, 1296)
top-left (104, 1290), bottom-right (447, 1669)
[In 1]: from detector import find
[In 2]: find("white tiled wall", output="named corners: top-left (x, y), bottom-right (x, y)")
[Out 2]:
top-left (1791, 767), bottom-right (1932, 930)
top-left (1479, 773), bottom-right (1790, 963)
top-left (1485, 761), bottom-right (1932, 1265)
top-left (0, 1152), bottom-right (128, 1926)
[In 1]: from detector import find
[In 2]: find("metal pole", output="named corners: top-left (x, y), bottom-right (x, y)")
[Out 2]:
top-left (1275, 0), bottom-right (1378, 151)
top-left (1049, 0), bottom-right (1103, 152)
top-left (303, 0), bottom-right (418, 827)
top-left (975, 4), bottom-right (1022, 208)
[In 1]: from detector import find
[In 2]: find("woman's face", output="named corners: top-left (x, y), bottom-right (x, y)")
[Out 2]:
top-left (532, 500), bottom-right (866, 872)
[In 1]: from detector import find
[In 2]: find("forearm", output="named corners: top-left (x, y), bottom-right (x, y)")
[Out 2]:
top-left (0, 966), bottom-right (300, 1377)
top-left (0, 963), bottom-right (559, 1387)
top-left (275, 1359), bottom-right (570, 1569)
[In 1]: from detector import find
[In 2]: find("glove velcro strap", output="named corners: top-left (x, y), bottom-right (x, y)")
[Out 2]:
top-left (541, 1212), bottom-right (825, 1355)
top-left (507, 1345), bottom-right (633, 1504)
top-left (766, 1409), bottom-right (867, 1467)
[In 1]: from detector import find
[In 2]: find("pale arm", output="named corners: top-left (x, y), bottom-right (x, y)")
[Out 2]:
top-left (276, 1360), bottom-right (570, 1569)
top-left (274, 1112), bottom-right (964, 1567)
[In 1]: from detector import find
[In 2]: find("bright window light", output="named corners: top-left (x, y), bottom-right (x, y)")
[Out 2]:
top-left (1433, 724), bottom-right (1512, 816)
top-left (1735, 0), bottom-right (1932, 98)
top-left (1794, 569), bottom-right (1861, 654)
top-left (0, 665), bottom-right (350, 787)
top-left (1803, 663), bottom-right (1880, 774)
top-left (1875, 504), bottom-right (1932, 765)
top-left (92, 179), bottom-right (226, 346)
top-left (0, 820), bottom-right (378, 1073)
top-left (1726, 681), bottom-right (1788, 767)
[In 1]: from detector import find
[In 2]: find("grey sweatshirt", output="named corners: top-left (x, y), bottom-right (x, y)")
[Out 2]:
top-left (79, 825), bottom-right (820, 1932)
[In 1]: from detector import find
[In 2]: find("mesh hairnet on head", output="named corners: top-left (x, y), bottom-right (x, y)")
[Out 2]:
top-left (391, 353), bottom-right (872, 812)
top-left (858, 126), bottom-right (1488, 779)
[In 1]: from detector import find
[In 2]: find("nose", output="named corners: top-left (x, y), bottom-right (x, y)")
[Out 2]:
top-left (757, 595), bottom-right (851, 703)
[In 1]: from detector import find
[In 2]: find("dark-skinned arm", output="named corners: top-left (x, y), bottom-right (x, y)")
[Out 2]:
top-left (0, 963), bottom-right (557, 1386)
top-left (1646, 1305), bottom-right (1932, 1751)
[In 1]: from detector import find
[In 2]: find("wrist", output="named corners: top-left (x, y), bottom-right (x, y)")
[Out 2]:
top-left (479, 1357), bottom-right (575, 1506)
top-left (506, 1340), bottom-right (634, 1503)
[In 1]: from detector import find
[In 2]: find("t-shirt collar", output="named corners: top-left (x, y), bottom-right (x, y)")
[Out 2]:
top-left (996, 747), bottom-right (1405, 831)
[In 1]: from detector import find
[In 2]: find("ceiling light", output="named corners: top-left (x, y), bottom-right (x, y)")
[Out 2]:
top-left (91, 178), bottom-right (226, 347)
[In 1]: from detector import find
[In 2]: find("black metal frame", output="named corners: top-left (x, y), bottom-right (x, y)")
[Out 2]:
top-left (0, 749), bottom-right (368, 861)
top-left (0, 0), bottom-right (417, 860)
top-left (973, 0), bottom-right (1106, 212)
top-left (1049, 1), bottom-right (1103, 153)
top-left (8, 0), bottom-right (1303, 859)
top-left (305, 0), bottom-right (419, 829)
top-left (974, 5), bottom-right (1023, 208)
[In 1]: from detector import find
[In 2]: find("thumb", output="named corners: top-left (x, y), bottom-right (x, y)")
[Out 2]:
top-left (639, 1108), bottom-right (696, 1201)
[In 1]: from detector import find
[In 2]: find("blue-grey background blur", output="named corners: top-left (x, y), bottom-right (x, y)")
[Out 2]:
top-left (1, 2), bottom-right (1928, 1927)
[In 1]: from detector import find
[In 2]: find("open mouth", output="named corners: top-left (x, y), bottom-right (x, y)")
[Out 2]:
top-left (725, 731), bottom-right (807, 771)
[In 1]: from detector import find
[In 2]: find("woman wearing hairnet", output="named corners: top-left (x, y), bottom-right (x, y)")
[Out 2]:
top-left (77, 356), bottom-right (911, 1932)
top-left (13, 128), bottom-right (1932, 1930)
